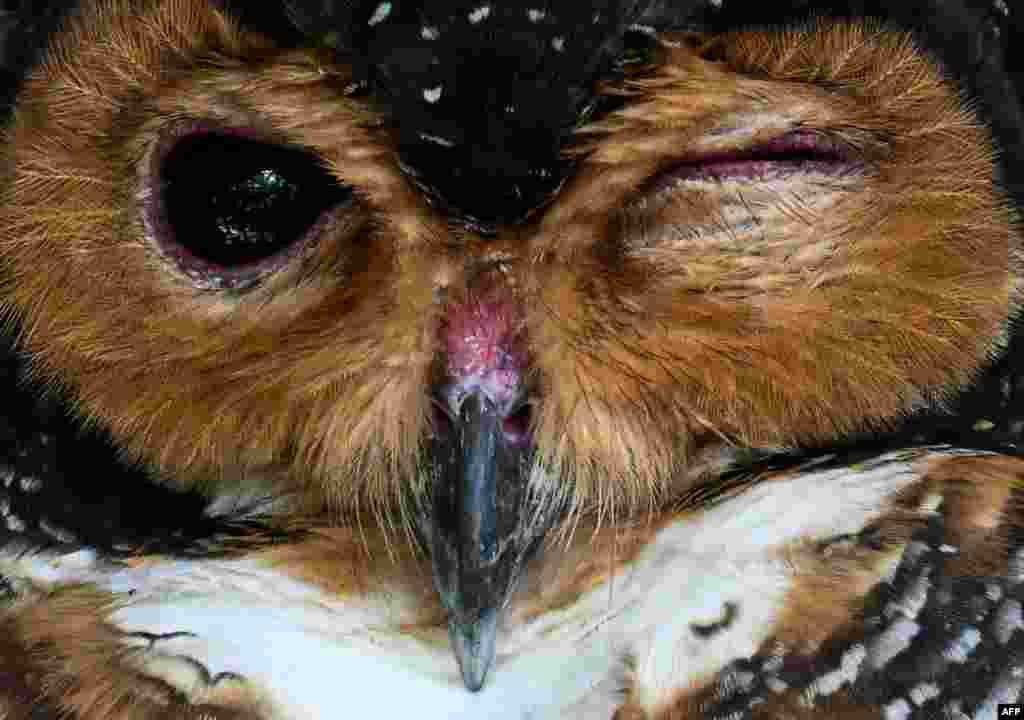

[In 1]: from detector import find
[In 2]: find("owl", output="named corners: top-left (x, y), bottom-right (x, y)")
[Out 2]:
top-left (0, 0), bottom-right (1022, 717)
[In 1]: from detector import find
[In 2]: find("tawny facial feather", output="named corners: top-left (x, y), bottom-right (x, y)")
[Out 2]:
top-left (525, 23), bottom-right (1015, 519)
top-left (0, 1), bottom-right (1018, 537)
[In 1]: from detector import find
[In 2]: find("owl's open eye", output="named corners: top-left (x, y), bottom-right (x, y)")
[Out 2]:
top-left (144, 128), bottom-right (352, 288)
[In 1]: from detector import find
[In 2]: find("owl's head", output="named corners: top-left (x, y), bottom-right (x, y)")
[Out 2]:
top-left (0, 0), bottom-right (1020, 689)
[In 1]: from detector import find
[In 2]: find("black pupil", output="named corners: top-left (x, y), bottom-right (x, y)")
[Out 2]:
top-left (161, 133), bottom-right (349, 267)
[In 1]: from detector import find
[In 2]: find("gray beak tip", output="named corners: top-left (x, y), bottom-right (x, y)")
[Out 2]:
top-left (450, 609), bottom-right (498, 692)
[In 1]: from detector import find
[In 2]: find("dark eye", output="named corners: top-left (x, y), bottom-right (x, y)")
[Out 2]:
top-left (148, 129), bottom-right (351, 286)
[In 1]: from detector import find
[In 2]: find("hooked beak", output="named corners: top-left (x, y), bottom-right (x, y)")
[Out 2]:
top-left (424, 387), bottom-right (562, 691)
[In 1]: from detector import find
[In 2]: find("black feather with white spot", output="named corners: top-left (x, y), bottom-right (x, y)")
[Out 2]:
top-left (283, 0), bottom-right (704, 231)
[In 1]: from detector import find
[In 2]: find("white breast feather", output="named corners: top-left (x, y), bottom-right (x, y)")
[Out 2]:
top-left (0, 447), bottom-right (970, 719)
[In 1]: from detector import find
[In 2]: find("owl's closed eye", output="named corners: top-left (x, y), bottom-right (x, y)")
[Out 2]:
top-left (0, 0), bottom-right (1022, 718)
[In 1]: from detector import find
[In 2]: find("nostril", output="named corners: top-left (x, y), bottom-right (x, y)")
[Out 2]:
top-left (429, 386), bottom-right (534, 447)
top-left (432, 398), bottom-right (455, 437)
top-left (501, 402), bottom-right (532, 447)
